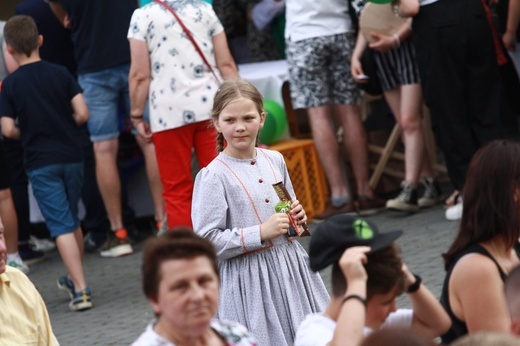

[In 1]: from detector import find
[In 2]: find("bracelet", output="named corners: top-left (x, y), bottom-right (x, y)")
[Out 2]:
top-left (342, 294), bottom-right (367, 306)
top-left (130, 114), bottom-right (144, 120)
top-left (406, 273), bottom-right (422, 293)
top-left (392, 34), bottom-right (401, 49)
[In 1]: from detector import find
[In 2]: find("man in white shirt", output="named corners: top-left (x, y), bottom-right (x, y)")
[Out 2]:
top-left (285, 1), bottom-right (385, 220)
top-left (294, 215), bottom-right (451, 346)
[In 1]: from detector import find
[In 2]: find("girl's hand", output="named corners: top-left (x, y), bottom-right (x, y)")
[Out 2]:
top-left (260, 213), bottom-right (289, 241)
top-left (368, 32), bottom-right (395, 53)
top-left (290, 199), bottom-right (307, 225)
top-left (351, 56), bottom-right (366, 83)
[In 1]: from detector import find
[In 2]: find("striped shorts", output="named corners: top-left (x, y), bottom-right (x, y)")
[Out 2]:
top-left (373, 38), bottom-right (421, 91)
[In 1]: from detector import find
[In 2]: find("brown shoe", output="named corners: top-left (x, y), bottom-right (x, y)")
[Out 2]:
top-left (357, 196), bottom-right (386, 216)
top-left (313, 202), bottom-right (358, 222)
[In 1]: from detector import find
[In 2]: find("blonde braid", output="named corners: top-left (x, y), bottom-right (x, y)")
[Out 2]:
top-left (217, 132), bottom-right (225, 152)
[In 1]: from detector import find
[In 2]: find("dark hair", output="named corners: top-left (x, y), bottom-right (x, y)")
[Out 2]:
top-left (331, 243), bottom-right (405, 300)
top-left (443, 140), bottom-right (520, 270)
top-left (4, 15), bottom-right (39, 58)
top-left (211, 79), bottom-right (264, 152)
top-left (141, 228), bottom-right (219, 302)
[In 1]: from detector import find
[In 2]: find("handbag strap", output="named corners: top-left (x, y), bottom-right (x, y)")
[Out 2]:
top-left (153, 0), bottom-right (221, 84)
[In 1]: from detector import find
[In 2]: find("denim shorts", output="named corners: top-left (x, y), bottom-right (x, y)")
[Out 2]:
top-left (78, 64), bottom-right (149, 142)
top-left (27, 163), bottom-right (83, 238)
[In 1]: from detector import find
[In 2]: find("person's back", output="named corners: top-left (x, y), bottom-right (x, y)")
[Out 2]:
top-left (16, 0), bottom-right (77, 74)
top-left (48, 0), bottom-right (134, 74)
top-left (1, 60), bottom-right (82, 170)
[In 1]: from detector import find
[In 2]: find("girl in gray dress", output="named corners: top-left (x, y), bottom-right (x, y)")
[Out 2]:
top-left (192, 79), bottom-right (329, 346)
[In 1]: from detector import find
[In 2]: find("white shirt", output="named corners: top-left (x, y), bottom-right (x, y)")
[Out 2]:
top-left (284, 0), bottom-right (354, 42)
top-left (294, 309), bottom-right (414, 346)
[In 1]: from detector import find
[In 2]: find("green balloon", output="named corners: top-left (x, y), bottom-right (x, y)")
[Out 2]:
top-left (259, 100), bottom-right (286, 145)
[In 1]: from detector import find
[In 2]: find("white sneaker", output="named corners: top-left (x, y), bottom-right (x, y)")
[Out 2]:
top-left (445, 202), bottom-right (463, 221)
top-left (8, 257), bottom-right (30, 274)
top-left (29, 235), bottom-right (56, 253)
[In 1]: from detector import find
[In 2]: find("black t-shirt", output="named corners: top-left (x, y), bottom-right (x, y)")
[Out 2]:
top-left (51, 0), bottom-right (136, 74)
top-left (0, 61), bottom-right (83, 171)
top-left (16, 0), bottom-right (77, 75)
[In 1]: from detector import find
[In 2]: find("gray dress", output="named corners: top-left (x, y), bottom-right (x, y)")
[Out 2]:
top-left (192, 148), bottom-right (329, 346)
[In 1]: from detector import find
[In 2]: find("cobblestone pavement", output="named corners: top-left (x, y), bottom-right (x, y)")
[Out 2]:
top-left (27, 205), bottom-right (458, 345)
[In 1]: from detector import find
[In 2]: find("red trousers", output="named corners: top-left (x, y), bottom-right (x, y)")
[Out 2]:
top-left (153, 120), bottom-right (217, 229)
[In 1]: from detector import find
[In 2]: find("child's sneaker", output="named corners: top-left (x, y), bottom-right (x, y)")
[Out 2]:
top-left (100, 229), bottom-right (133, 258)
top-left (8, 256), bottom-right (29, 275)
top-left (57, 275), bottom-right (75, 299)
top-left (386, 181), bottom-right (419, 213)
top-left (69, 288), bottom-right (92, 311)
top-left (418, 177), bottom-right (442, 208)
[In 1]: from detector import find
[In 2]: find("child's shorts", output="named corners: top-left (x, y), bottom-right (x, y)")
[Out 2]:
top-left (27, 163), bottom-right (83, 238)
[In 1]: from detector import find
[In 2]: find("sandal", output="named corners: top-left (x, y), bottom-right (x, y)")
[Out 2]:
top-left (444, 190), bottom-right (461, 207)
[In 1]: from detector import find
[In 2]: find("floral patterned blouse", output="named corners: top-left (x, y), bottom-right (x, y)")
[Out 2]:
top-left (127, 0), bottom-right (223, 133)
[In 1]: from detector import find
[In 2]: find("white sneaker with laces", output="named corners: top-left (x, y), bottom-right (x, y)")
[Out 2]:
top-left (29, 235), bottom-right (56, 252)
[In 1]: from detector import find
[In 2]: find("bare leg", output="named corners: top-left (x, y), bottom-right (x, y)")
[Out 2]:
top-left (134, 135), bottom-right (165, 223)
top-left (0, 189), bottom-right (18, 253)
top-left (56, 228), bottom-right (87, 292)
top-left (332, 103), bottom-right (373, 198)
top-left (93, 139), bottom-right (123, 230)
top-left (307, 105), bottom-right (350, 199)
top-left (383, 84), bottom-right (427, 185)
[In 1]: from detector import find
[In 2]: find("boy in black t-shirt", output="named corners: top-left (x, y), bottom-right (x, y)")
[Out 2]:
top-left (0, 15), bottom-right (92, 311)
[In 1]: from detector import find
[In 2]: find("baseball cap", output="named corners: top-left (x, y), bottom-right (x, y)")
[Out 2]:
top-left (309, 214), bottom-right (402, 271)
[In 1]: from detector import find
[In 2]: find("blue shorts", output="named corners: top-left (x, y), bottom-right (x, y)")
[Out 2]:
top-left (27, 163), bottom-right (83, 238)
top-left (78, 64), bottom-right (150, 142)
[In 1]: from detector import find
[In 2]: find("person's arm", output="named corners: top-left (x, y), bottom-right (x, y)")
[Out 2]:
top-left (449, 254), bottom-right (511, 334)
top-left (128, 38), bottom-right (153, 141)
top-left (71, 93), bottom-right (89, 125)
top-left (192, 168), bottom-right (270, 260)
top-left (212, 31), bottom-right (239, 79)
top-left (330, 247), bottom-right (370, 346)
top-left (503, 0), bottom-right (520, 51)
top-left (351, 31), bottom-right (369, 83)
top-left (1, 116), bottom-right (20, 139)
top-left (46, 1), bottom-right (71, 28)
top-left (394, 0), bottom-right (420, 18)
top-left (402, 264), bottom-right (451, 338)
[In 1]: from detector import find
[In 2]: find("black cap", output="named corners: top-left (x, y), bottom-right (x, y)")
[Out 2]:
top-left (309, 214), bottom-right (402, 271)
